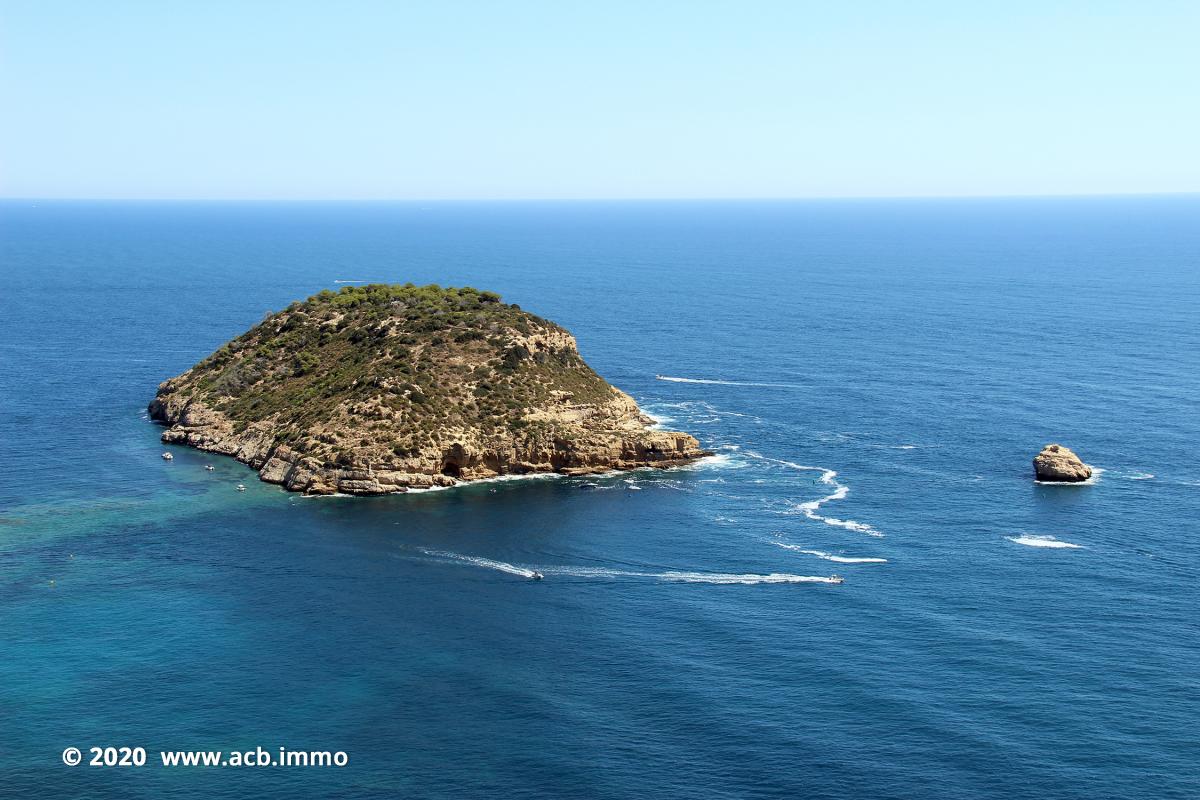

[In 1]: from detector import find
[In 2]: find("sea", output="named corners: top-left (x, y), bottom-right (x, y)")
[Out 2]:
top-left (1, 197), bottom-right (1197, 799)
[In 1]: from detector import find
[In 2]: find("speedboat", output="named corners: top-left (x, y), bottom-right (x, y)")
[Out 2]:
top-left (829, 574), bottom-right (844, 584)
top-left (236, 484), bottom-right (246, 492)
top-left (204, 465), bottom-right (215, 471)
top-left (161, 452), bottom-right (173, 460)
top-left (529, 571), bottom-right (544, 581)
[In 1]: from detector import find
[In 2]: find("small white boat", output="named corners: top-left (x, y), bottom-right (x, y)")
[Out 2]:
top-left (529, 571), bottom-right (544, 581)
top-left (204, 465), bottom-right (215, 471)
top-left (829, 575), bottom-right (845, 585)
top-left (236, 484), bottom-right (246, 492)
top-left (161, 452), bottom-right (173, 460)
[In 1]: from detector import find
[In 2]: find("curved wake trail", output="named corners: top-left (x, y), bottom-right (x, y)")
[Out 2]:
top-left (416, 548), bottom-right (539, 578)
top-left (745, 451), bottom-right (884, 537)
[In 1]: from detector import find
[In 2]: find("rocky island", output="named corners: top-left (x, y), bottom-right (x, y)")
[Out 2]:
top-left (150, 284), bottom-right (710, 494)
top-left (1033, 444), bottom-right (1093, 483)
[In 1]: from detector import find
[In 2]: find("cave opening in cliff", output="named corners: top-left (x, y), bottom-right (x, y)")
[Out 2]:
top-left (441, 461), bottom-right (462, 478)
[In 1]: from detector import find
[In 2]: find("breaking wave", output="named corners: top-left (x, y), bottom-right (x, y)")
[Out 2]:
top-left (774, 544), bottom-right (887, 564)
top-left (644, 410), bottom-right (675, 429)
top-left (1006, 535), bottom-right (1082, 549)
top-left (686, 451), bottom-right (749, 472)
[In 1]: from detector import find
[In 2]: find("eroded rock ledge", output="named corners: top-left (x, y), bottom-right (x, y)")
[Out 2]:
top-left (149, 284), bottom-right (710, 494)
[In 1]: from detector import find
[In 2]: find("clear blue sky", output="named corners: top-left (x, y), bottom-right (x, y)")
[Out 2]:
top-left (1, 1), bottom-right (1197, 200)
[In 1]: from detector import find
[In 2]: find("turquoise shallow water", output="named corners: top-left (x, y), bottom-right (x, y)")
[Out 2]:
top-left (1, 198), bottom-right (1198, 798)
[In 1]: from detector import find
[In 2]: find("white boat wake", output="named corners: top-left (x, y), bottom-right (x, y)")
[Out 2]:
top-left (546, 566), bottom-right (842, 585)
top-left (774, 544), bottom-right (887, 563)
top-left (416, 548), bottom-right (540, 578)
top-left (746, 451), bottom-right (884, 537)
top-left (1005, 535), bottom-right (1082, 549)
top-left (658, 571), bottom-right (841, 585)
top-left (414, 551), bottom-right (842, 584)
top-left (655, 375), bottom-right (800, 388)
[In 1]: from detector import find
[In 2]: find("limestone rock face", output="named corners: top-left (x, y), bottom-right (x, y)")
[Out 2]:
top-left (1033, 444), bottom-right (1092, 483)
top-left (149, 284), bottom-right (711, 494)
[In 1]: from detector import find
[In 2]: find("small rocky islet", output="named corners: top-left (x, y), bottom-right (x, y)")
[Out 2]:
top-left (1033, 443), bottom-right (1093, 482)
top-left (150, 284), bottom-right (710, 494)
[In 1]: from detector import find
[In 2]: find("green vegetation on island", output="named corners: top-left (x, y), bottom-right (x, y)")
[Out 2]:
top-left (150, 283), bottom-right (707, 494)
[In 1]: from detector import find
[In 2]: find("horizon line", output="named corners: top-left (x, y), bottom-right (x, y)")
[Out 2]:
top-left (1, 190), bottom-right (1198, 204)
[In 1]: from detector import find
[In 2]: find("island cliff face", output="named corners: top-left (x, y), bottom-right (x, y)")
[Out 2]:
top-left (149, 284), bottom-right (710, 494)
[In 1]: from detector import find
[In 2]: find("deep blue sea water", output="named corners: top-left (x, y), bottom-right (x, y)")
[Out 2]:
top-left (1, 197), bottom-right (1198, 799)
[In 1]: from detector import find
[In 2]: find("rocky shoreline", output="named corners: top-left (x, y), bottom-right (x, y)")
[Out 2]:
top-left (149, 284), bottom-right (710, 495)
top-left (150, 392), bottom-right (709, 495)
